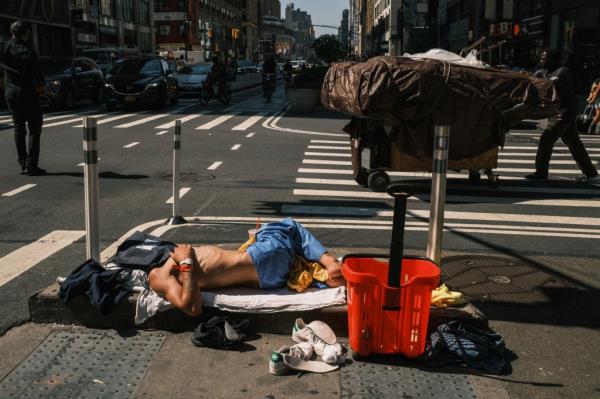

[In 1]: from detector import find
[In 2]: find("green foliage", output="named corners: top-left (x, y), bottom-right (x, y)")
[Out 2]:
top-left (290, 66), bottom-right (329, 90)
top-left (311, 35), bottom-right (345, 64)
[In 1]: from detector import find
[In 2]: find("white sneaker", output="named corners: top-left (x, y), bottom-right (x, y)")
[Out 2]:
top-left (269, 343), bottom-right (313, 375)
top-left (292, 318), bottom-right (345, 365)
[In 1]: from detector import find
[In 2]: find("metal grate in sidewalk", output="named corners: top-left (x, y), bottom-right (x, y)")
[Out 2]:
top-left (0, 330), bottom-right (165, 399)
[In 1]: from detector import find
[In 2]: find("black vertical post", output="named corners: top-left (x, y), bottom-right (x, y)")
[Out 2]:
top-left (388, 194), bottom-right (407, 288)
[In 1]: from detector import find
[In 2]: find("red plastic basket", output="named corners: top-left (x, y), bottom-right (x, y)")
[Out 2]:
top-left (342, 255), bottom-right (440, 358)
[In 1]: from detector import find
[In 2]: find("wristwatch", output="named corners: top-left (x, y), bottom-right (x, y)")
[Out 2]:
top-left (180, 258), bottom-right (193, 266)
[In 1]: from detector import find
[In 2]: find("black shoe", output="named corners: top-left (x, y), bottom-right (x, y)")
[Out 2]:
top-left (26, 166), bottom-right (47, 176)
top-left (525, 172), bottom-right (548, 180)
top-left (19, 164), bottom-right (27, 175)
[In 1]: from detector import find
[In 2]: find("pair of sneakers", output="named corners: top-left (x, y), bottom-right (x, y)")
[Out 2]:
top-left (269, 318), bottom-right (345, 375)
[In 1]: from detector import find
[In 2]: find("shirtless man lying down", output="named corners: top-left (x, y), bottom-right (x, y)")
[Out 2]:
top-left (148, 218), bottom-right (345, 317)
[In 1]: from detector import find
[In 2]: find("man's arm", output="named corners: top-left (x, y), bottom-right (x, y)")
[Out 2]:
top-left (149, 245), bottom-right (202, 317)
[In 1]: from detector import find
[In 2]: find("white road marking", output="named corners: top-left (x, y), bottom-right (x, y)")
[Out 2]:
top-left (123, 141), bottom-right (140, 148)
top-left (303, 159), bottom-right (351, 166)
top-left (298, 168), bottom-right (353, 175)
top-left (155, 130), bottom-right (168, 136)
top-left (503, 146), bottom-right (600, 152)
top-left (44, 114), bottom-right (110, 127)
top-left (0, 230), bottom-right (85, 287)
top-left (207, 161), bottom-right (223, 170)
top-left (310, 140), bottom-right (348, 144)
top-left (232, 112), bottom-right (268, 131)
top-left (115, 113), bottom-right (170, 128)
top-left (510, 132), bottom-right (600, 141)
top-left (295, 168), bottom-right (529, 180)
top-left (196, 113), bottom-right (240, 130)
top-left (304, 152), bottom-right (351, 157)
top-left (73, 113), bottom-right (138, 127)
top-left (0, 113), bottom-right (78, 124)
top-left (499, 152), bottom-right (600, 157)
top-left (166, 187), bottom-right (191, 204)
top-left (281, 204), bottom-right (600, 227)
top-left (499, 159), bottom-right (577, 165)
top-left (246, 132), bottom-right (255, 138)
top-left (297, 177), bottom-right (356, 185)
top-left (231, 144), bottom-right (241, 151)
top-left (77, 157), bottom-right (102, 166)
top-left (495, 167), bottom-right (580, 174)
top-left (292, 188), bottom-right (600, 207)
top-left (2, 184), bottom-right (36, 197)
top-left (155, 113), bottom-right (203, 129)
top-left (307, 145), bottom-right (351, 150)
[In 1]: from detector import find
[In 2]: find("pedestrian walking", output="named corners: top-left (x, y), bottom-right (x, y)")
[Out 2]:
top-left (1, 21), bottom-right (46, 176)
top-left (526, 48), bottom-right (600, 184)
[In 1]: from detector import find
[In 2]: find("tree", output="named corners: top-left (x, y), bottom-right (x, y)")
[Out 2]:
top-left (311, 35), bottom-right (345, 64)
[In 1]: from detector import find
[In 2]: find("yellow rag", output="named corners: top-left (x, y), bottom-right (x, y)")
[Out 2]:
top-left (431, 284), bottom-right (466, 308)
top-left (287, 256), bottom-right (329, 292)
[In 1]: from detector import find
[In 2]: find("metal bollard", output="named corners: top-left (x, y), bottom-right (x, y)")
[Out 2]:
top-left (166, 120), bottom-right (186, 225)
top-left (83, 117), bottom-right (100, 261)
top-left (426, 125), bottom-right (450, 265)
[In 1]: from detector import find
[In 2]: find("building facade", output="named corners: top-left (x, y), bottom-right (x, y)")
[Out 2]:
top-left (0, 0), bottom-right (73, 56)
top-left (339, 9), bottom-right (349, 51)
top-left (284, 3), bottom-right (314, 59)
top-left (71, 0), bottom-right (154, 53)
top-left (260, 0), bottom-right (281, 19)
top-left (241, 0), bottom-right (258, 60)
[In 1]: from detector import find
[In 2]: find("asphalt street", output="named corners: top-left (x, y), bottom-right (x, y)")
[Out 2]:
top-left (0, 84), bottom-right (600, 398)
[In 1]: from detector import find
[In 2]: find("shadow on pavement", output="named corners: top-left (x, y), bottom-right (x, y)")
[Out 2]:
top-left (44, 171), bottom-right (149, 180)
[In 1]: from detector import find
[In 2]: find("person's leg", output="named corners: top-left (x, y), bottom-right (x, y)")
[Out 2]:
top-left (533, 119), bottom-right (564, 176)
top-left (25, 103), bottom-right (44, 170)
top-left (560, 120), bottom-right (598, 178)
top-left (11, 108), bottom-right (28, 171)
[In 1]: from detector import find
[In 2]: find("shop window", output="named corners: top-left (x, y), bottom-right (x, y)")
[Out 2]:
top-left (139, 0), bottom-right (149, 25)
top-left (158, 24), bottom-right (170, 36)
top-left (100, 0), bottom-right (115, 16)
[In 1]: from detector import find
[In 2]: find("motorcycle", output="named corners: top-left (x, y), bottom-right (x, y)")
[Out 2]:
top-left (199, 73), bottom-right (231, 106)
top-left (262, 72), bottom-right (276, 103)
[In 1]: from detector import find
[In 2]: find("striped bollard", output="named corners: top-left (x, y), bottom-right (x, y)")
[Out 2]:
top-left (426, 125), bottom-right (450, 265)
top-left (166, 120), bottom-right (186, 225)
top-left (83, 116), bottom-right (100, 261)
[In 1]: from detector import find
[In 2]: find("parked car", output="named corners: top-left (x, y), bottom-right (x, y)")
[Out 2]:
top-left (236, 59), bottom-right (259, 74)
top-left (291, 60), bottom-right (306, 70)
top-left (176, 63), bottom-right (212, 98)
top-left (82, 47), bottom-right (142, 77)
top-left (39, 57), bottom-right (105, 108)
top-left (104, 57), bottom-right (178, 110)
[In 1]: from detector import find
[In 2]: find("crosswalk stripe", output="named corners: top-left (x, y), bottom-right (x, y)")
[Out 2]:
top-left (123, 141), bottom-right (140, 148)
top-left (304, 152), bottom-right (351, 157)
top-left (2, 184), bottom-right (36, 197)
top-left (298, 168), bottom-right (353, 175)
top-left (0, 112), bottom-right (85, 124)
top-left (44, 114), bottom-right (110, 127)
top-left (499, 152), bottom-right (600, 157)
top-left (231, 144), bottom-right (241, 150)
top-left (155, 130), bottom-right (168, 136)
top-left (0, 230), bottom-right (85, 287)
top-left (499, 159), bottom-right (577, 165)
top-left (155, 113), bottom-right (203, 129)
top-left (293, 188), bottom-right (600, 207)
top-left (307, 145), bottom-right (351, 150)
top-left (232, 112), bottom-right (268, 131)
top-left (115, 113), bottom-right (170, 128)
top-left (495, 167), bottom-right (580, 174)
top-left (510, 132), bottom-right (600, 141)
top-left (310, 140), bottom-right (347, 144)
top-left (73, 113), bottom-right (138, 127)
top-left (166, 187), bottom-right (191, 204)
top-left (207, 161), bottom-right (222, 170)
top-left (503, 145), bottom-right (600, 151)
top-left (295, 177), bottom-right (600, 195)
top-left (303, 159), bottom-right (351, 166)
top-left (246, 132), bottom-right (255, 138)
top-left (281, 205), bottom-right (600, 227)
top-left (196, 113), bottom-right (240, 130)
top-left (296, 168), bottom-right (529, 180)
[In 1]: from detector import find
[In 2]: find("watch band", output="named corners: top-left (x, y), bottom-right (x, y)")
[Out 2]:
top-left (180, 258), bottom-right (193, 266)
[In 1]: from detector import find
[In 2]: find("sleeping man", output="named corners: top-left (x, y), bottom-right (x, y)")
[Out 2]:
top-left (147, 218), bottom-right (345, 317)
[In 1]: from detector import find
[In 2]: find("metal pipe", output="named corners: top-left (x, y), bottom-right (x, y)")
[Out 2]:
top-left (426, 125), bottom-right (450, 265)
top-left (83, 117), bottom-right (100, 262)
top-left (167, 120), bottom-right (186, 225)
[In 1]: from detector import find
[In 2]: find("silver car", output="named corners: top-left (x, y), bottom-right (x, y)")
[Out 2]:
top-left (176, 63), bottom-right (212, 98)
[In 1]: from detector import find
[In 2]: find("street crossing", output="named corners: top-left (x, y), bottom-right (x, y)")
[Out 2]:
top-left (289, 136), bottom-right (600, 241)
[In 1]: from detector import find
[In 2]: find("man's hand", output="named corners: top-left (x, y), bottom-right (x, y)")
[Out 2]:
top-left (170, 244), bottom-right (193, 264)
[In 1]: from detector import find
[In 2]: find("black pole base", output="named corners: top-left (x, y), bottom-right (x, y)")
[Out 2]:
top-left (165, 216), bottom-right (187, 225)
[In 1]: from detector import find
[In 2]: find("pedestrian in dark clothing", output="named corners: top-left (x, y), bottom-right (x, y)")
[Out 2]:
top-left (526, 48), bottom-right (599, 184)
top-left (1, 21), bottom-right (46, 175)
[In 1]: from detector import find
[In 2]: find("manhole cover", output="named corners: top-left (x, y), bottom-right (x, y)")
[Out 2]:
top-left (163, 172), bottom-right (215, 182)
top-left (441, 255), bottom-right (575, 305)
top-left (0, 330), bottom-right (165, 399)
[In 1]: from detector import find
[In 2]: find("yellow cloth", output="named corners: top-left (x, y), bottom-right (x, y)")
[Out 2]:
top-left (431, 284), bottom-right (466, 308)
top-left (286, 256), bottom-right (329, 292)
top-left (237, 233), bottom-right (329, 293)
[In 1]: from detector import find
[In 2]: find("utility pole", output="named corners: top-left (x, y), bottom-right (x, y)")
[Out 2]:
top-left (399, 0), bottom-right (405, 55)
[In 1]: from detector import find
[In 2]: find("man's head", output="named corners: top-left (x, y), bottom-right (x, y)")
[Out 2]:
top-left (10, 20), bottom-right (29, 42)
top-left (540, 48), bottom-right (560, 71)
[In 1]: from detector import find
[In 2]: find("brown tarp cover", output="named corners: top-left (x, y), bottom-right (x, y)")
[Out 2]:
top-left (321, 56), bottom-right (559, 160)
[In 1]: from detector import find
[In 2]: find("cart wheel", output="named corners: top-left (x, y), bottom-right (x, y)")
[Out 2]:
top-left (468, 169), bottom-right (481, 183)
top-left (355, 167), bottom-right (368, 186)
top-left (351, 350), bottom-right (366, 362)
top-left (367, 170), bottom-right (390, 192)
